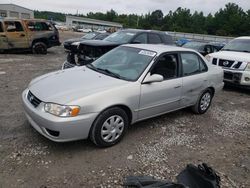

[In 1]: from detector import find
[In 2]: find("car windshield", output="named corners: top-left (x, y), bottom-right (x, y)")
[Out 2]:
top-left (87, 46), bottom-right (156, 81)
top-left (183, 42), bottom-right (205, 50)
top-left (222, 39), bottom-right (250, 53)
top-left (81, 32), bottom-right (97, 39)
top-left (104, 31), bottom-right (136, 43)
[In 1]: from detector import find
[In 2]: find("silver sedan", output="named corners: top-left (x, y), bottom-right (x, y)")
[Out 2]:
top-left (22, 44), bottom-right (224, 147)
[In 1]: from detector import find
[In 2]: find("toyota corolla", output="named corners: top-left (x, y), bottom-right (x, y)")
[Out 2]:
top-left (22, 44), bottom-right (224, 147)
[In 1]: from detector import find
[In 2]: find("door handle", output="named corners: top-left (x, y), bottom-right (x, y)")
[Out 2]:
top-left (20, 34), bottom-right (25, 37)
top-left (0, 34), bottom-right (6, 37)
top-left (174, 85), bottom-right (181, 89)
top-left (203, 79), bottom-right (208, 82)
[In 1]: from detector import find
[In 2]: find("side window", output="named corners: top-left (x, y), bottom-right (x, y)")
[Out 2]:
top-left (148, 33), bottom-right (162, 44)
top-left (133, 33), bottom-right (147, 43)
top-left (181, 53), bottom-right (207, 76)
top-left (5, 21), bottom-right (24, 32)
top-left (0, 22), bottom-right (3, 32)
top-left (151, 54), bottom-right (178, 80)
top-left (204, 45), bottom-right (212, 54)
top-left (27, 21), bottom-right (52, 31)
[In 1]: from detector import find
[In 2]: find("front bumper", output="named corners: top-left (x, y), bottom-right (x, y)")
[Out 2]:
top-left (223, 69), bottom-right (250, 87)
top-left (22, 89), bottom-right (98, 142)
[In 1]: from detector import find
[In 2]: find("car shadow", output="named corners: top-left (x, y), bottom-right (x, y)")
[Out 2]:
top-left (223, 84), bottom-right (250, 95)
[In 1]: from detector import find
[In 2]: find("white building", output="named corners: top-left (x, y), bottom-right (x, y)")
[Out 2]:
top-left (0, 4), bottom-right (34, 19)
top-left (66, 15), bottom-right (122, 30)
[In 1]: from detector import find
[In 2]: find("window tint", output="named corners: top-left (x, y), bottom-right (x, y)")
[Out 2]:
top-left (0, 22), bottom-right (3, 32)
top-left (27, 21), bottom-right (53, 31)
top-left (148, 33), bottom-right (162, 44)
top-left (151, 54), bottom-right (178, 80)
top-left (5, 21), bottom-right (24, 32)
top-left (133, 33), bottom-right (147, 43)
top-left (181, 53), bottom-right (207, 76)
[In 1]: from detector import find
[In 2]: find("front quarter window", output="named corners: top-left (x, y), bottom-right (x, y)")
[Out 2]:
top-left (89, 46), bottom-right (156, 81)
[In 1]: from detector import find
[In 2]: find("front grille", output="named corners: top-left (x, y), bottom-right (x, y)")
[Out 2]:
top-left (27, 91), bottom-right (41, 108)
top-left (232, 62), bottom-right (242, 69)
top-left (212, 58), bottom-right (217, 65)
top-left (218, 59), bottom-right (234, 68)
top-left (224, 72), bottom-right (233, 80)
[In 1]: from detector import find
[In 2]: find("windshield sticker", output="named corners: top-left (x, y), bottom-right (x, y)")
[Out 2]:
top-left (139, 50), bottom-right (156, 57)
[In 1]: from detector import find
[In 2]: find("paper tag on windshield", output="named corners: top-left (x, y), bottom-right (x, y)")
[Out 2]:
top-left (139, 50), bottom-right (156, 57)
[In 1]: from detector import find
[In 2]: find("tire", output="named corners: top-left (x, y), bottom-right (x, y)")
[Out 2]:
top-left (90, 107), bottom-right (129, 147)
top-left (192, 89), bottom-right (213, 114)
top-left (32, 42), bottom-right (47, 54)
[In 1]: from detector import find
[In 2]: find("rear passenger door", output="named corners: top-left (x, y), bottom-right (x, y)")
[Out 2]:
top-left (0, 22), bottom-right (8, 50)
top-left (4, 21), bottom-right (29, 49)
top-left (180, 52), bottom-right (209, 107)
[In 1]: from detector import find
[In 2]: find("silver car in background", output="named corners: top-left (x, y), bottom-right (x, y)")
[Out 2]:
top-left (22, 44), bottom-right (224, 147)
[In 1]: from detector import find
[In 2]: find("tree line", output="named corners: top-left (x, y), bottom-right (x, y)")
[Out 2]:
top-left (34, 3), bottom-right (250, 36)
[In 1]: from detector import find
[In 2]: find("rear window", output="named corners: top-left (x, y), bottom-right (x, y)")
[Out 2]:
top-left (27, 21), bottom-right (53, 31)
top-left (0, 22), bottom-right (3, 32)
top-left (5, 21), bottom-right (24, 32)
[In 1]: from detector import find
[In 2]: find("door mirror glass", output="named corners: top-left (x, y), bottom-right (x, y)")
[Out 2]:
top-left (143, 73), bottom-right (163, 84)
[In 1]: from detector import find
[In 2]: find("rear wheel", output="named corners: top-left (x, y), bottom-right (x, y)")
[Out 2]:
top-left (32, 42), bottom-right (47, 54)
top-left (192, 89), bottom-right (213, 114)
top-left (90, 107), bottom-right (129, 147)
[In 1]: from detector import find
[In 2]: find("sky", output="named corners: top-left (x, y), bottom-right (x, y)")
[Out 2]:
top-left (0, 0), bottom-right (249, 15)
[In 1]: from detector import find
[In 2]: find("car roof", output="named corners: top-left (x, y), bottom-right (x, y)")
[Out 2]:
top-left (122, 44), bottom-right (197, 54)
top-left (234, 36), bottom-right (250, 40)
top-left (121, 29), bottom-right (166, 34)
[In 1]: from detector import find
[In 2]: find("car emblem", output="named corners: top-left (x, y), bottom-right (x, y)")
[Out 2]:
top-left (29, 95), bottom-right (34, 102)
top-left (223, 61), bottom-right (229, 66)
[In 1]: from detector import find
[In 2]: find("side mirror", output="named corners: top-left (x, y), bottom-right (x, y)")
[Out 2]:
top-left (143, 73), bottom-right (164, 84)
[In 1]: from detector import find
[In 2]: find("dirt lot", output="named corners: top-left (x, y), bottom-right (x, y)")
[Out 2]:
top-left (0, 31), bottom-right (249, 188)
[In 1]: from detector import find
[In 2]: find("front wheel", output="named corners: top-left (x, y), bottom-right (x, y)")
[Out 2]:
top-left (90, 107), bottom-right (129, 147)
top-left (192, 89), bottom-right (213, 114)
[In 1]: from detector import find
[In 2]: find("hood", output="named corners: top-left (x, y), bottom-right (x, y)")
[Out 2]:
top-left (28, 67), bottom-right (128, 104)
top-left (209, 50), bottom-right (250, 62)
top-left (64, 38), bottom-right (81, 44)
top-left (79, 39), bottom-right (121, 47)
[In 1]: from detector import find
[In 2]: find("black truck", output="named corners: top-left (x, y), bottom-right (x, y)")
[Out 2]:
top-left (62, 29), bottom-right (173, 69)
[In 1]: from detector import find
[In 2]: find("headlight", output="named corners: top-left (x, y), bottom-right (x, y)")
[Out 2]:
top-left (245, 63), bottom-right (250, 71)
top-left (205, 55), bottom-right (211, 62)
top-left (44, 103), bottom-right (80, 117)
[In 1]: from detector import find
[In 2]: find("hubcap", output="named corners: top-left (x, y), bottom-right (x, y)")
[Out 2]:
top-left (101, 115), bottom-right (124, 143)
top-left (200, 92), bottom-right (211, 111)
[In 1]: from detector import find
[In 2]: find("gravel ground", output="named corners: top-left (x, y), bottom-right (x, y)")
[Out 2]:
top-left (0, 31), bottom-right (249, 188)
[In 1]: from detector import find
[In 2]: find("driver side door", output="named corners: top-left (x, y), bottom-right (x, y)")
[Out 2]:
top-left (138, 53), bottom-right (182, 120)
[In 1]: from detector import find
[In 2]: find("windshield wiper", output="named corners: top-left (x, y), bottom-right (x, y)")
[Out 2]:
top-left (96, 68), bottom-right (122, 79)
top-left (86, 64), bottom-right (121, 79)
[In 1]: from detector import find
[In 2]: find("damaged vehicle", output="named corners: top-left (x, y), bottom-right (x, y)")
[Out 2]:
top-left (22, 44), bottom-right (223, 147)
top-left (206, 36), bottom-right (250, 88)
top-left (63, 32), bottom-right (110, 51)
top-left (62, 29), bottom-right (173, 69)
top-left (0, 18), bottom-right (60, 54)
